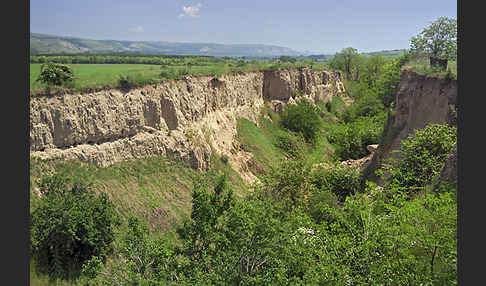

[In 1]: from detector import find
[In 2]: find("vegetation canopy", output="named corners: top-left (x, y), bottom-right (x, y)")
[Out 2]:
top-left (30, 174), bottom-right (121, 281)
top-left (36, 62), bottom-right (75, 87)
top-left (410, 17), bottom-right (457, 60)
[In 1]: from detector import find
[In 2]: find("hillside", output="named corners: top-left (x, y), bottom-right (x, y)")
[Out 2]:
top-left (30, 33), bottom-right (304, 57)
top-left (30, 60), bottom-right (458, 285)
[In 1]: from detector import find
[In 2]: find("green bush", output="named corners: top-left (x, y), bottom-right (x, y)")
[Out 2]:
top-left (82, 217), bottom-right (177, 285)
top-left (36, 62), bottom-right (74, 87)
top-left (30, 174), bottom-right (121, 281)
top-left (310, 164), bottom-right (362, 202)
top-left (342, 93), bottom-right (385, 123)
top-left (328, 96), bottom-right (346, 119)
top-left (328, 112), bottom-right (386, 160)
top-left (376, 53), bottom-right (410, 107)
top-left (280, 100), bottom-right (322, 143)
top-left (379, 123), bottom-right (457, 190)
top-left (274, 131), bottom-right (306, 158)
top-left (118, 74), bottom-right (132, 89)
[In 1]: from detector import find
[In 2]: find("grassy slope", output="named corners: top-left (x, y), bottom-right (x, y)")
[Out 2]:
top-left (236, 103), bottom-right (336, 176)
top-left (29, 152), bottom-right (251, 285)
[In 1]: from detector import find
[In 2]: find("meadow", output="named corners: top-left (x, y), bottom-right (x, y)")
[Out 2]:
top-left (30, 63), bottom-right (162, 93)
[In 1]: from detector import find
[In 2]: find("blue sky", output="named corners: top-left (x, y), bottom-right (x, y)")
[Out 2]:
top-left (30, 0), bottom-right (457, 54)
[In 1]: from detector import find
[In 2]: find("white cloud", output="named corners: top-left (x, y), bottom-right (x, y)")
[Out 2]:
top-left (178, 3), bottom-right (202, 18)
top-left (129, 26), bottom-right (144, 33)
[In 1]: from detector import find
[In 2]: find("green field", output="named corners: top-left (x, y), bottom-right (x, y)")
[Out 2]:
top-left (30, 63), bottom-right (163, 93)
top-left (29, 56), bottom-right (332, 95)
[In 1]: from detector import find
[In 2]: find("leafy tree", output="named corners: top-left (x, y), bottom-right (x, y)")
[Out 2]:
top-left (81, 217), bottom-right (178, 285)
top-left (361, 55), bottom-right (387, 89)
top-left (379, 123), bottom-right (457, 190)
top-left (330, 47), bottom-right (361, 80)
top-left (30, 174), bottom-right (121, 281)
top-left (36, 62), bottom-right (75, 87)
top-left (327, 112), bottom-right (386, 160)
top-left (280, 100), bottom-right (322, 143)
top-left (279, 56), bottom-right (297, 63)
top-left (342, 92), bottom-right (385, 123)
top-left (256, 156), bottom-right (316, 211)
top-left (176, 174), bottom-right (235, 277)
top-left (410, 17), bottom-right (457, 60)
top-left (375, 52), bottom-right (410, 107)
top-left (310, 163), bottom-right (362, 202)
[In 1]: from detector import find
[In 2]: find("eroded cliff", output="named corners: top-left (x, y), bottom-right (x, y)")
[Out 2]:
top-left (30, 68), bottom-right (345, 181)
top-left (363, 69), bottom-right (457, 184)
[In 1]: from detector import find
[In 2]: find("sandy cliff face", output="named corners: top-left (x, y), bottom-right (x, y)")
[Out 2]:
top-left (30, 68), bottom-right (345, 180)
top-left (363, 69), bottom-right (457, 184)
top-left (263, 68), bottom-right (345, 103)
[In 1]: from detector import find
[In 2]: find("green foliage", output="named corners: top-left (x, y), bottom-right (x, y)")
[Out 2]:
top-left (379, 123), bottom-right (457, 190)
top-left (327, 112), bottom-right (387, 160)
top-left (410, 17), bottom-right (457, 60)
top-left (117, 74), bottom-right (135, 89)
top-left (176, 174), bottom-right (235, 275)
top-left (329, 47), bottom-right (362, 80)
top-left (342, 93), bottom-right (385, 123)
top-left (279, 55), bottom-right (297, 63)
top-left (30, 173), bottom-right (121, 281)
top-left (311, 183), bottom-right (457, 285)
top-left (375, 53), bottom-right (410, 107)
top-left (280, 100), bottom-right (323, 143)
top-left (274, 131), bottom-right (306, 159)
top-left (236, 116), bottom-right (285, 173)
top-left (327, 95), bottom-right (346, 119)
top-left (36, 62), bottom-right (75, 87)
top-left (310, 164), bottom-right (362, 202)
top-left (403, 58), bottom-right (457, 79)
top-left (256, 157), bottom-right (317, 211)
top-left (82, 217), bottom-right (178, 285)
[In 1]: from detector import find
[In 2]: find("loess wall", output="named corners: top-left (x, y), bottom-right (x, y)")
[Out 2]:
top-left (30, 68), bottom-right (345, 178)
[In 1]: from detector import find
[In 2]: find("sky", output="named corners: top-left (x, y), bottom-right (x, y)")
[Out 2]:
top-left (30, 0), bottom-right (457, 54)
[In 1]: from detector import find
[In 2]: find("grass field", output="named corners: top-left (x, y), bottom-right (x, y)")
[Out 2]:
top-left (29, 61), bottom-right (332, 95)
top-left (30, 63), bottom-right (163, 93)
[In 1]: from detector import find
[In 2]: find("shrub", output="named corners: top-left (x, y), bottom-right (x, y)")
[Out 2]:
top-left (274, 131), bottom-right (306, 158)
top-left (379, 123), bottom-right (457, 190)
top-left (280, 100), bottom-right (322, 143)
top-left (30, 174), bottom-right (121, 281)
top-left (310, 164), bottom-right (362, 202)
top-left (118, 74), bottom-right (136, 89)
top-left (328, 96), bottom-right (346, 119)
top-left (83, 217), bottom-right (177, 285)
top-left (328, 112), bottom-right (386, 160)
top-left (342, 93), bottom-right (385, 123)
top-left (36, 62), bottom-right (74, 87)
top-left (376, 53), bottom-right (410, 107)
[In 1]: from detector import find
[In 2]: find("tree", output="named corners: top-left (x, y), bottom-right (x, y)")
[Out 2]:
top-left (280, 100), bottom-right (322, 143)
top-left (279, 56), bottom-right (297, 63)
top-left (410, 17), bottom-right (457, 60)
top-left (379, 123), bottom-right (457, 191)
top-left (36, 62), bottom-right (75, 87)
top-left (330, 47), bottom-right (360, 80)
top-left (30, 174), bottom-right (121, 281)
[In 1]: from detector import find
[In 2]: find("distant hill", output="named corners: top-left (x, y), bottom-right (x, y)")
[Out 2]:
top-left (30, 33), bottom-right (305, 57)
